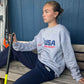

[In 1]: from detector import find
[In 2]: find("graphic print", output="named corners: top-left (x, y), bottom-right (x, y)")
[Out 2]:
top-left (38, 38), bottom-right (55, 48)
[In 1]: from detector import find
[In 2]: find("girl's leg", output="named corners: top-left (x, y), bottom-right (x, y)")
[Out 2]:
top-left (0, 47), bottom-right (38, 69)
top-left (0, 47), bottom-right (10, 68)
top-left (13, 60), bottom-right (55, 84)
top-left (12, 47), bottom-right (38, 69)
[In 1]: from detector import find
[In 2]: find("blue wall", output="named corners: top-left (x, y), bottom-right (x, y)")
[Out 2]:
top-left (8, 0), bottom-right (84, 44)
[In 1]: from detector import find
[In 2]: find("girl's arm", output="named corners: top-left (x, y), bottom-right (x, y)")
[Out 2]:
top-left (13, 35), bottom-right (37, 51)
top-left (60, 28), bottom-right (83, 82)
top-left (13, 30), bottom-right (42, 51)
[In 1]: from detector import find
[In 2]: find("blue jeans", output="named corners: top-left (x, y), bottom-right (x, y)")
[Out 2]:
top-left (0, 47), bottom-right (55, 84)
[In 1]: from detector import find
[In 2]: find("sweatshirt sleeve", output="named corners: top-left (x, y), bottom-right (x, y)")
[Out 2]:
top-left (60, 28), bottom-right (83, 82)
top-left (13, 30), bottom-right (42, 51)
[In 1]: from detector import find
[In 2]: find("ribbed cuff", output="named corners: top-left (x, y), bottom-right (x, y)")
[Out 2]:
top-left (12, 42), bottom-right (19, 47)
top-left (76, 77), bottom-right (83, 82)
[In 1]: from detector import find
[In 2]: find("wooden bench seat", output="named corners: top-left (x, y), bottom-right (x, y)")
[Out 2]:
top-left (0, 61), bottom-right (83, 84)
top-left (0, 44), bottom-right (84, 84)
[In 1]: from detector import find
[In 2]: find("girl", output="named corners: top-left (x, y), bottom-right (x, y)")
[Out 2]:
top-left (0, 1), bottom-right (84, 84)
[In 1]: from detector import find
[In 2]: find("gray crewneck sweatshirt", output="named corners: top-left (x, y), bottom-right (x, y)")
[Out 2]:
top-left (13, 24), bottom-right (83, 82)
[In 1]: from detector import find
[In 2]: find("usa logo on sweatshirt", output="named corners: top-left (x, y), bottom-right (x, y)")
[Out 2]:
top-left (38, 38), bottom-right (55, 48)
top-left (44, 39), bottom-right (55, 48)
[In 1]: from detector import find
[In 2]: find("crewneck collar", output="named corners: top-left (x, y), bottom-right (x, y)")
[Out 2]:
top-left (48, 24), bottom-right (60, 28)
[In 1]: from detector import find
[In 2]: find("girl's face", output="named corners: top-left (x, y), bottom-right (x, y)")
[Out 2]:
top-left (42, 4), bottom-right (58, 23)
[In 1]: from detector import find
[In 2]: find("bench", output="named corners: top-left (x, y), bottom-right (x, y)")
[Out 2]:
top-left (0, 44), bottom-right (84, 84)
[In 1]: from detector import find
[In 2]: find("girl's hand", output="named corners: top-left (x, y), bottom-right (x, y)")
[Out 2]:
top-left (9, 33), bottom-right (17, 43)
top-left (79, 78), bottom-right (84, 84)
